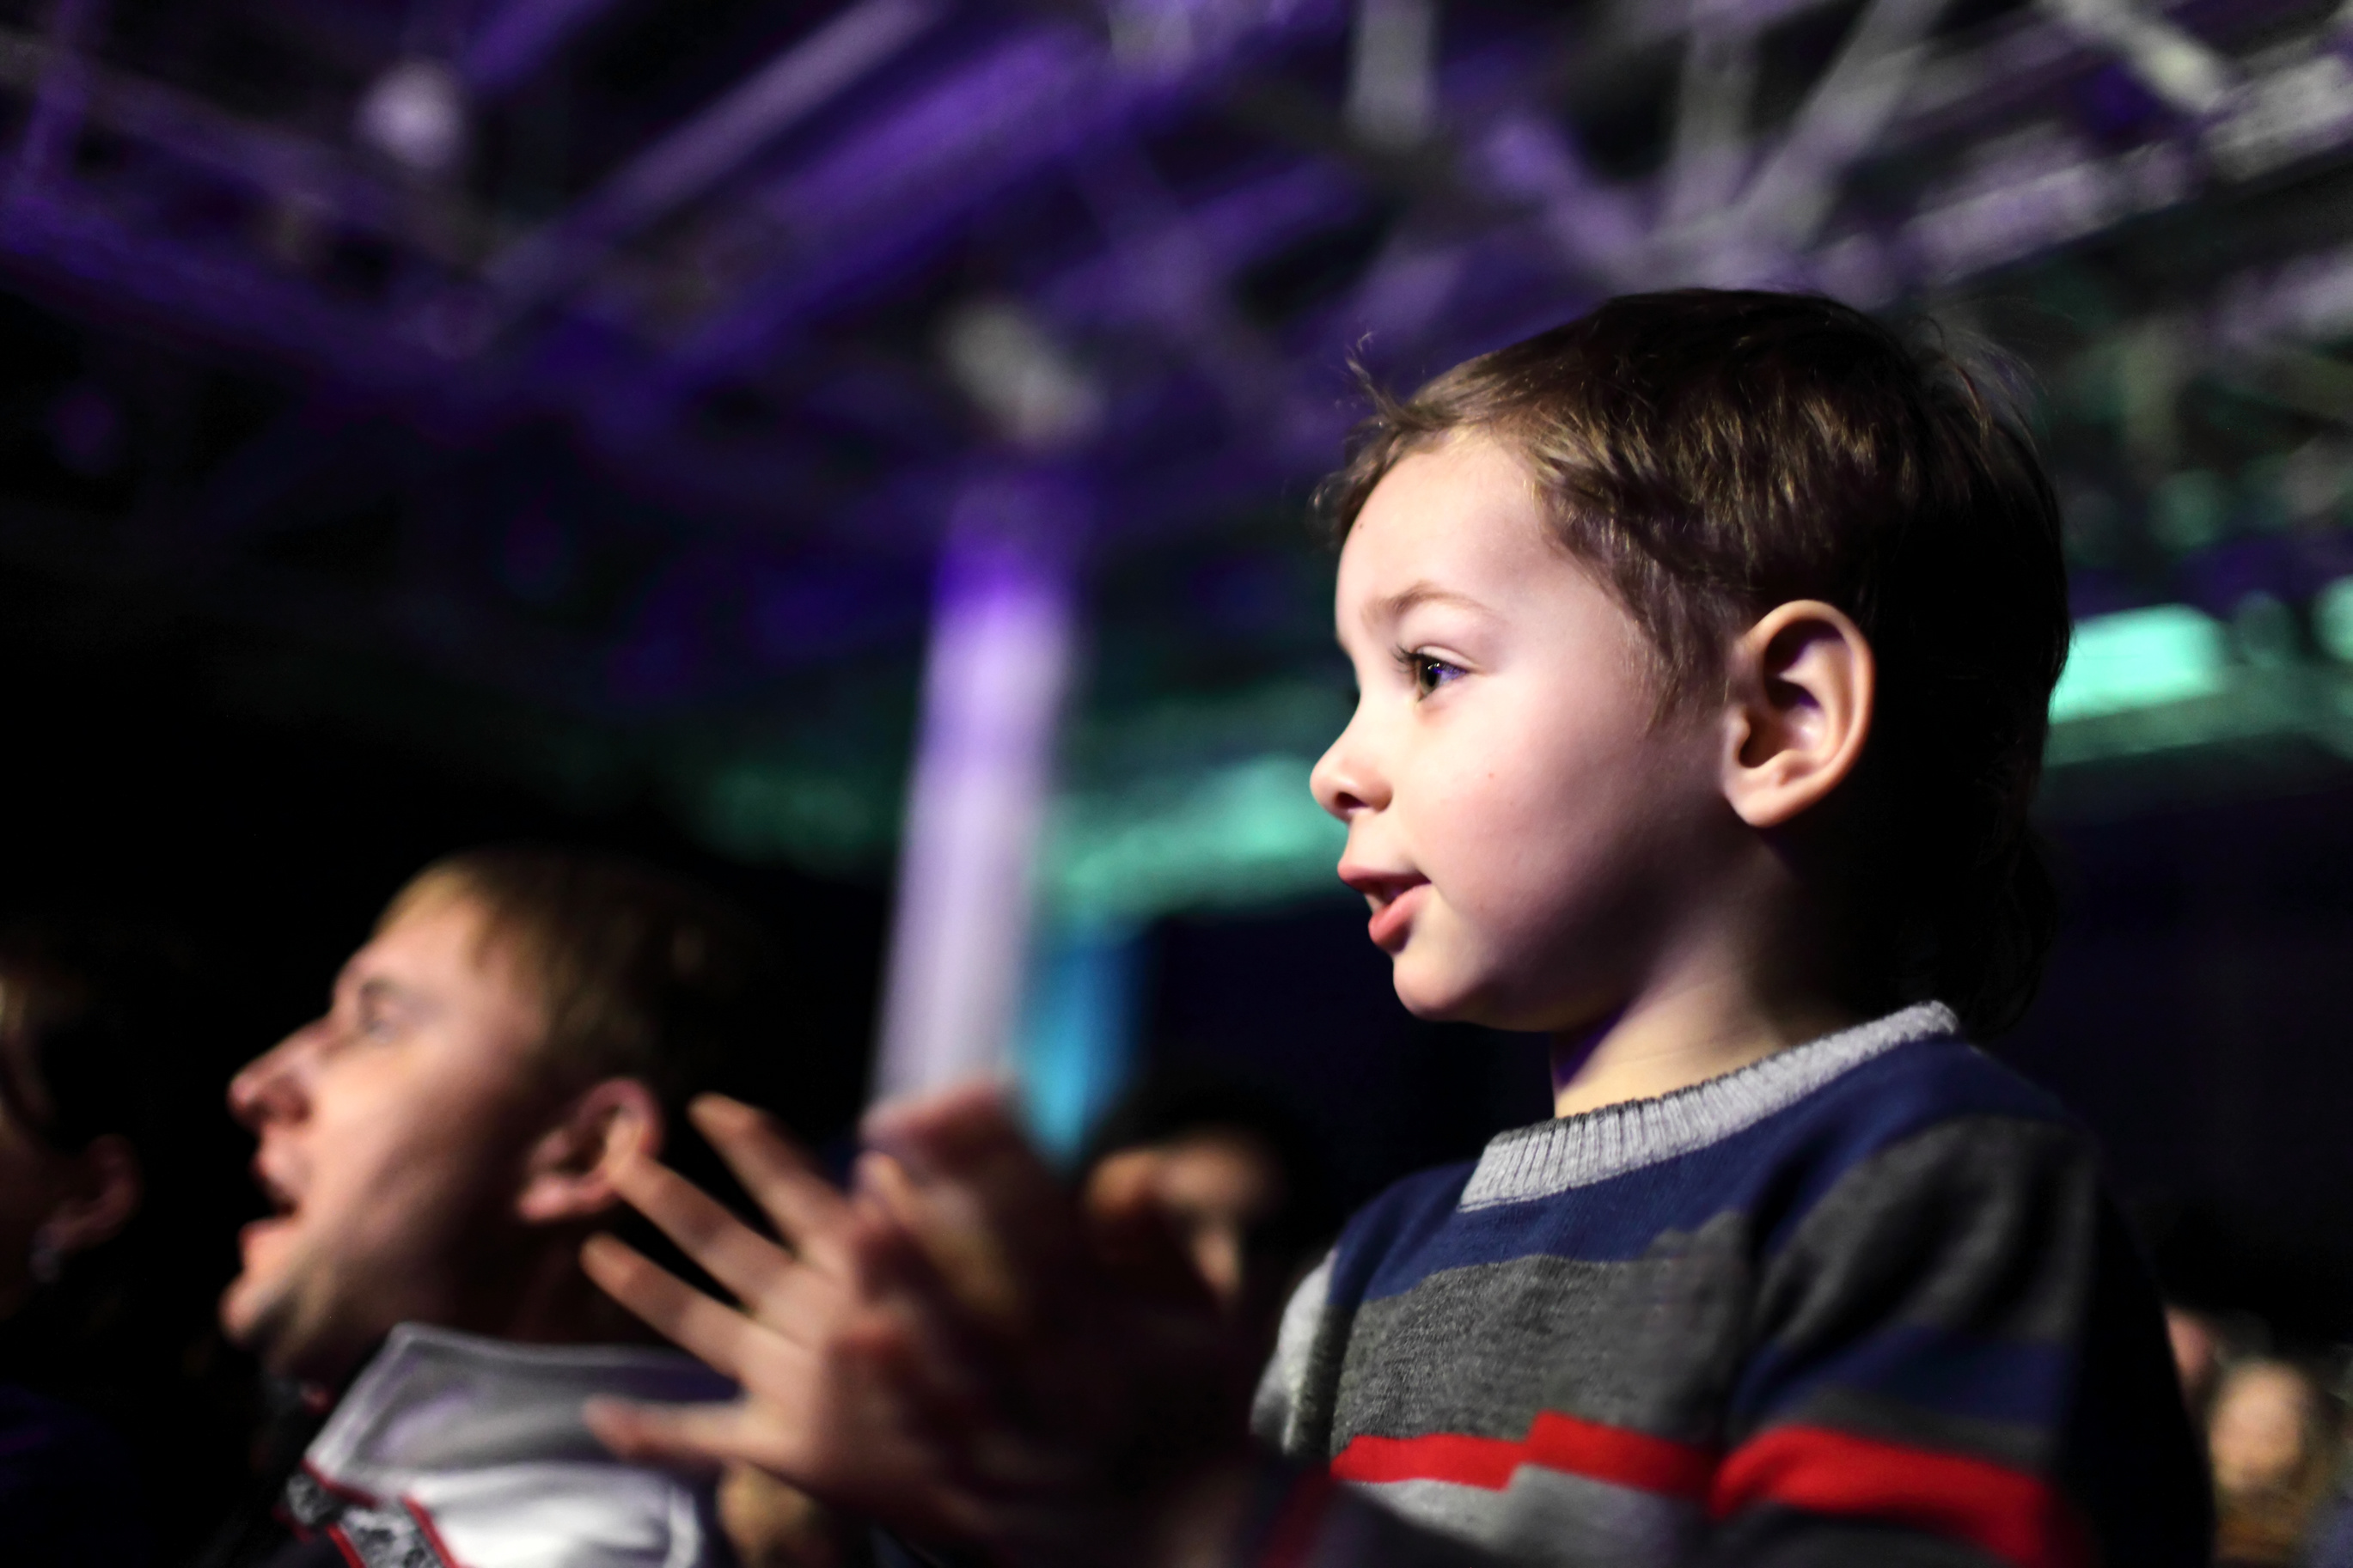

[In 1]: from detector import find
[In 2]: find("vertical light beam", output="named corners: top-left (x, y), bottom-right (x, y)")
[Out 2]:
top-left (873, 481), bottom-right (1078, 1101)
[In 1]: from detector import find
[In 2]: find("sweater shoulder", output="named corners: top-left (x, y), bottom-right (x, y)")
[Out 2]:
top-left (1323, 1029), bottom-right (2092, 1305)
top-left (1323, 1157), bottom-right (1481, 1309)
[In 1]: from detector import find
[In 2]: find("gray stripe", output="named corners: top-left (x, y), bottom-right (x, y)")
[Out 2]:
top-left (1356, 1469), bottom-right (1703, 1568)
top-left (1460, 1004), bottom-right (1959, 1210)
top-left (1253, 1250), bottom-right (1335, 1455)
top-left (1332, 1214), bottom-right (1751, 1450)
top-left (1751, 1115), bottom-right (2096, 1369)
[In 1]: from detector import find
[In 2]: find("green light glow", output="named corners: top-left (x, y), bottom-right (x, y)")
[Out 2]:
top-left (1044, 753), bottom-right (1346, 919)
top-left (2049, 605), bottom-right (2228, 723)
top-left (2315, 577), bottom-right (2353, 664)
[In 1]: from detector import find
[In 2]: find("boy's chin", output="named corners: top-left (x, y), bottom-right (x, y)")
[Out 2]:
top-left (1388, 955), bottom-right (1499, 1025)
top-left (1390, 950), bottom-right (1584, 1033)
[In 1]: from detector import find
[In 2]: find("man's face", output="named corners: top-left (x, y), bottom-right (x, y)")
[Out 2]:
top-left (1310, 433), bottom-right (1732, 1032)
top-left (221, 894), bottom-right (552, 1386)
top-left (1084, 1131), bottom-right (1286, 1309)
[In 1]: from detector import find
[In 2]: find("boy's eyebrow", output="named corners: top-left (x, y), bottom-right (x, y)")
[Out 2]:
top-left (1366, 582), bottom-right (1496, 625)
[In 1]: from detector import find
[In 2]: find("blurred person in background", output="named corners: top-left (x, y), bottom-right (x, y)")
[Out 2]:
top-left (2207, 1356), bottom-right (2338, 1566)
top-left (0, 929), bottom-right (155, 1565)
top-left (2301, 1358), bottom-right (2353, 1568)
top-left (199, 846), bottom-right (800, 1568)
top-left (1078, 1070), bottom-right (1340, 1358)
top-left (2169, 1303), bottom-right (2228, 1420)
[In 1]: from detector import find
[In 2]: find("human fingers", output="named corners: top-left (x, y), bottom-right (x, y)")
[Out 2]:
top-left (859, 1150), bottom-right (1032, 1333)
top-left (834, 1183), bottom-right (1008, 1419)
top-left (584, 1394), bottom-right (793, 1478)
top-left (606, 1146), bottom-right (800, 1310)
top-left (582, 1234), bottom-right (789, 1383)
top-left (863, 1089), bottom-right (1089, 1298)
top-left (688, 1095), bottom-right (856, 1275)
top-left (1083, 1168), bottom-right (1214, 1308)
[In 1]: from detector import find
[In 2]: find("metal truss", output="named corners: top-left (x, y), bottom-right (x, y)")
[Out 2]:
top-left (4, 0), bottom-right (2353, 869)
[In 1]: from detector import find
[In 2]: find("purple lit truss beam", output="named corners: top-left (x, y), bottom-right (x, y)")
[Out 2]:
top-left (482, 0), bottom-right (949, 320)
top-left (608, 0), bottom-right (1348, 428)
top-left (0, 22), bottom-right (486, 263)
top-left (465, 0), bottom-right (632, 100)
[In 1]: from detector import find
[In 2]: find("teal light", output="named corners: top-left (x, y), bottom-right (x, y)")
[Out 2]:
top-left (2049, 605), bottom-right (2228, 723)
top-left (1012, 918), bottom-right (1144, 1164)
top-left (1045, 753), bottom-right (1347, 920)
top-left (2316, 577), bottom-right (2353, 664)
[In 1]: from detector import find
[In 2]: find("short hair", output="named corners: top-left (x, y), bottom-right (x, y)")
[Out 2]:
top-left (0, 927), bottom-right (167, 1156)
top-left (380, 845), bottom-right (785, 1120)
top-left (1317, 290), bottom-right (2070, 1036)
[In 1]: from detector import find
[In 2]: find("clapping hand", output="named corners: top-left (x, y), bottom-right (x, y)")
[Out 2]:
top-left (581, 1089), bottom-right (1261, 1568)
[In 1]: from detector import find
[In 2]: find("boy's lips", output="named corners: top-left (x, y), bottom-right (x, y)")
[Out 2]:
top-left (1342, 865), bottom-right (1430, 952)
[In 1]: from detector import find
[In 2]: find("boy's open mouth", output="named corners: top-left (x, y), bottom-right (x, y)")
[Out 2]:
top-left (1342, 866), bottom-right (1429, 952)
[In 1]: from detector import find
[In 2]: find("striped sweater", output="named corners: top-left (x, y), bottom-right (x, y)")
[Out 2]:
top-left (1246, 1004), bottom-right (2208, 1568)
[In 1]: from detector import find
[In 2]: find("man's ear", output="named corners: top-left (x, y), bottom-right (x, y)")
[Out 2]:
top-left (516, 1077), bottom-right (665, 1226)
top-left (1720, 599), bottom-right (1875, 830)
top-left (40, 1134), bottom-right (142, 1257)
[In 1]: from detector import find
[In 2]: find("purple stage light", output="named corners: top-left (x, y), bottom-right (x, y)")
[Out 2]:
top-left (872, 473), bottom-right (1083, 1101)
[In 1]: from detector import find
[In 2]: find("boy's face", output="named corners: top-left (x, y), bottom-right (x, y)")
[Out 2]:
top-left (1311, 433), bottom-right (1733, 1033)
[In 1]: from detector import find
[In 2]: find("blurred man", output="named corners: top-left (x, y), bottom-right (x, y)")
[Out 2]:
top-left (1078, 1071), bottom-right (1339, 1358)
top-left (205, 847), bottom-right (788, 1568)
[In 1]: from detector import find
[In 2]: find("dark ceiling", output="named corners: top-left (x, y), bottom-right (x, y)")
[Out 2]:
top-left (5, 0), bottom-right (2353, 900)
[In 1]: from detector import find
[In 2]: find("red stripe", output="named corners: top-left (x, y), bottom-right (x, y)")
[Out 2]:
top-left (1331, 1411), bottom-right (1717, 1497)
top-left (1709, 1425), bottom-right (2094, 1568)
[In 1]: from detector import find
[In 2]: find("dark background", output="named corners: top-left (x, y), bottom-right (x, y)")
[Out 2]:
top-left (15, 546), bottom-right (2353, 1340)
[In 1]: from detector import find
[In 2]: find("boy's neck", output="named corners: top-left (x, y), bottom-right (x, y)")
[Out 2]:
top-left (1549, 971), bottom-right (1861, 1120)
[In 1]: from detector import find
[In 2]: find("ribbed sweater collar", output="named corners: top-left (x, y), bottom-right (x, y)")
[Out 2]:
top-left (1459, 1001), bottom-right (1960, 1211)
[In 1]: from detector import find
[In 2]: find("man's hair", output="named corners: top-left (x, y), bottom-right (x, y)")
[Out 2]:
top-left (1317, 289), bottom-right (2070, 1037)
top-left (0, 926), bottom-right (165, 1156)
top-left (381, 845), bottom-right (785, 1120)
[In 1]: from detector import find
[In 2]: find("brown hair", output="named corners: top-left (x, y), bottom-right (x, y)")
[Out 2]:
top-left (382, 845), bottom-right (785, 1119)
top-left (1317, 290), bottom-right (2070, 1036)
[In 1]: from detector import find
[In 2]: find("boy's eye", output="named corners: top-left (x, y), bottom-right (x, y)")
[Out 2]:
top-left (1408, 652), bottom-right (1464, 697)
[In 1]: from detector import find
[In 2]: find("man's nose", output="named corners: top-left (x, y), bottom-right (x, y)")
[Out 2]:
top-left (227, 1030), bottom-right (313, 1132)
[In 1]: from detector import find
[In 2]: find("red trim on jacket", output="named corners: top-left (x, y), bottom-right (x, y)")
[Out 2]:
top-left (402, 1495), bottom-right (470, 1568)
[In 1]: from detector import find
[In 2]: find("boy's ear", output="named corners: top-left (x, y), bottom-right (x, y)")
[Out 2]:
top-left (1720, 599), bottom-right (1875, 830)
top-left (516, 1077), bottom-right (665, 1226)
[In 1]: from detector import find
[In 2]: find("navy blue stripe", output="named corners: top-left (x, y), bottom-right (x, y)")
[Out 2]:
top-left (1331, 1041), bottom-right (2073, 1306)
top-left (1733, 1319), bottom-right (2074, 1431)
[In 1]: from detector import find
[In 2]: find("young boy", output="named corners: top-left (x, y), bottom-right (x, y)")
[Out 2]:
top-left (582, 290), bottom-right (2209, 1568)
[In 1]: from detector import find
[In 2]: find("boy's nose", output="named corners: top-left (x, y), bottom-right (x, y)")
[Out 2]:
top-left (1311, 727), bottom-right (1389, 820)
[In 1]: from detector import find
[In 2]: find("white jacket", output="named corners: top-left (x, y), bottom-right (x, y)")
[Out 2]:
top-left (283, 1322), bottom-right (736, 1568)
